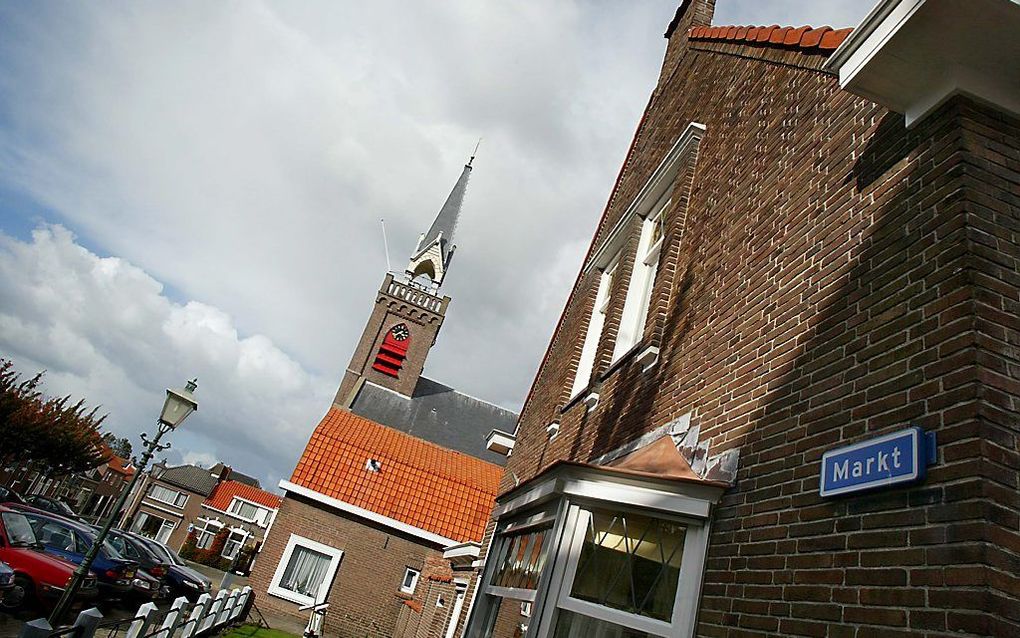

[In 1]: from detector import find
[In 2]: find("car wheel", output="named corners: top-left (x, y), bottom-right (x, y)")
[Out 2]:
top-left (0, 575), bottom-right (32, 611)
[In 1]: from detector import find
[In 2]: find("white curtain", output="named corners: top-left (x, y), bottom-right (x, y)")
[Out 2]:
top-left (281, 546), bottom-right (331, 598)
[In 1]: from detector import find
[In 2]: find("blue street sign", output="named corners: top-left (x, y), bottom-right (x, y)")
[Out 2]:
top-left (819, 427), bottom-right (936, 497)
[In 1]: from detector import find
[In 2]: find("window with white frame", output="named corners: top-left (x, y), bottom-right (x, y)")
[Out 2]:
top-left (612, 199), bottom-right (668, 362)
top-left (268, 534), bottom-right (344, 606)
top-left (222, 528), bottom-right (247, 560)
top-left (194, 518), bottom-right (222, 549)
top-left (400, 567), bottom-right (420, 594)
top-left (149, 485), bottom-right (188, 508)
top-left (570, 256), bottom-right (618, 398)
top-left (228, 497), bottom-right (272, 526)
top-left (133, 511), bottom-right (177, 544)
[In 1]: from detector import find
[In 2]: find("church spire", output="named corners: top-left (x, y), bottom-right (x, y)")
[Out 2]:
top-left (406, 153), bottom-right (475, 292)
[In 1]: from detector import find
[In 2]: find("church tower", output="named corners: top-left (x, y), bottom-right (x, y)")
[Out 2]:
top-left (334, 156), bottom-right (473, 405)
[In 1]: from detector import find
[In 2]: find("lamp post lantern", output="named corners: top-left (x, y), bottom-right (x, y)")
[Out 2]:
top-left (48, 379), bottom-right (199, 625)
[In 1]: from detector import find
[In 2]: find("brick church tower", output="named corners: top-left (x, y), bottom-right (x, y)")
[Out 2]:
top-left (334, 156), bottom-right (473, 404)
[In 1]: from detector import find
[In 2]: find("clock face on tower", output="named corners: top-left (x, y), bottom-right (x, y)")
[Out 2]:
top-left (390, 324), bottom-right (410, 341)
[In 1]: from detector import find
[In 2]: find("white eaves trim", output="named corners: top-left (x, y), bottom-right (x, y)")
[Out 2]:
top-left (278, 479), bottom-right (459, 547)
top-left (585, 122), bottom-right (706, 274)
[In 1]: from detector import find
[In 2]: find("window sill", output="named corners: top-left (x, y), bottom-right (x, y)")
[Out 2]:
top-left (267, 585), bottom-right (315, 607)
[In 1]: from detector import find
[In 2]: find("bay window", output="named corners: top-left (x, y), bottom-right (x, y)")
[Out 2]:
top-left (466, 456), bottom-right (722, 638)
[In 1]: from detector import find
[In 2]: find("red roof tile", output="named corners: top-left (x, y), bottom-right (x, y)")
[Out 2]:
top-left (688, 23), bottom-right (852, 52)
top-left (205, 479), bottom-right (281, 511)
top-left (289, 407), bottom-right (502, 544)
top-left (107, 455), bottom-right (135, 477)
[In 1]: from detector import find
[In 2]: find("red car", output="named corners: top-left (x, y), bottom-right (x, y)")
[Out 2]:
top-left (0, 505), bottom-right (97, 611)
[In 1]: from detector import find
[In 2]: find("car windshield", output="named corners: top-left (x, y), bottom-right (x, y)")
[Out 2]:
top-left (76, 529), bottom-right (124, 559)
top-left (2, 512), bottom-right (37, 546)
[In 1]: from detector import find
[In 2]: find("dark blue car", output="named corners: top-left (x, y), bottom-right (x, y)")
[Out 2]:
top-left (127, 533), bottom-right (211, 602)
top-left (19, 510), bottom-right (138, 600)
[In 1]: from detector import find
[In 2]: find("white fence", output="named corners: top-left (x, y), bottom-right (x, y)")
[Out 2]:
top-left (19, 586), bottom-right (253, 638)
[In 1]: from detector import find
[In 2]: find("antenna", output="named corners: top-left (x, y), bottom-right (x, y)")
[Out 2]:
top-left (380, 218), bottom-right (392, 273)
top-left (468, 138), bottom-right (482, 167)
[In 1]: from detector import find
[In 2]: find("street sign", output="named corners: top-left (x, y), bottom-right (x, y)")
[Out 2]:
top-left (819, 427), bottom-right (936, 497)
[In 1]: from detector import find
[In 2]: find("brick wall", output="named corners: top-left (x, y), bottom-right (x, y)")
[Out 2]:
top-left (249, 493), bottom-right (446, 638)
top-left (490, 14), bottom-right (1020, 638)
top-left (335, 274), bottom-right (450, 404)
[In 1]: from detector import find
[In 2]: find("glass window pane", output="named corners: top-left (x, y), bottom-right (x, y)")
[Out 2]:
top-left (553, 609), bottom-right (658, 638)
top-left (569, 508), bottom-right (686, 622)
top-left (491, 527), bottom-right (551, 591)
top-left (280, 545), bottom-right (331, 598)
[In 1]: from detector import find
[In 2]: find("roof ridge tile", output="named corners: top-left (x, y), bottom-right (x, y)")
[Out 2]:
top-left (687, 22), bottom-right (851, 53)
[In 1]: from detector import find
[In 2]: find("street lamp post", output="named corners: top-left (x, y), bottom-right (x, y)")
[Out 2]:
top-left (48, 379), bottom-right (199, 625)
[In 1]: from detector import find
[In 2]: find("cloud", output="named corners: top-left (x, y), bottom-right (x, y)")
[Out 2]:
top-left (0, 1), bottom-right (874, 485)
top-left (0, 226), bottom-right (333, 489)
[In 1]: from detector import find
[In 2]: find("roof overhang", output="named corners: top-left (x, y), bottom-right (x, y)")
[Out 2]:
top-left (279, 479), bottom-right (460, 547)
top-left (826, 0), bottom-right (1020, 127)
top-left (485, 429), bottom-right (516, 456)
top-left (442, 541), bottom-right (482, 566)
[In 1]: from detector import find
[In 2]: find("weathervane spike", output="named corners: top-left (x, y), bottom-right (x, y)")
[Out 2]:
top-left (468, 138), bottom-right (482, 167)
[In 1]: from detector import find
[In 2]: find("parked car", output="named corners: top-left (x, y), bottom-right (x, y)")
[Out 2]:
top-left (0, 486), bottom-right (25, 506)
top-left (18, 510), bottom-right (137, 600)
top-left (99, 528), bottom-right (171, 601)
top-left (0, 505), bottom-right (97, 611)
top-left (24, 495), bottom-right (80, 521)
top-left (0, 561), bottom-right (17, 609)
top-left (127, 533), bottom-right (212, 602)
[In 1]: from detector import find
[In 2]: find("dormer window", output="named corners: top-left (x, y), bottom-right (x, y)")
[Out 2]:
top-left (227, 497), bottom-right (273, 526)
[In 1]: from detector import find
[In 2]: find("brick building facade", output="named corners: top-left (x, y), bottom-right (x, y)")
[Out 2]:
top-left (462, 1), bottom-right (1020, 637)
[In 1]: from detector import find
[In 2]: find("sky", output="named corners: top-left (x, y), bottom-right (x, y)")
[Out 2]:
top-left (0, 1), bottom-right (871, 491)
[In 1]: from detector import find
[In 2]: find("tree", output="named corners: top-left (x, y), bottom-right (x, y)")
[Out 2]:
top-left (101, 432), bottom-right (133, 459)
top-left (0, 359), bottom-right (110, 476)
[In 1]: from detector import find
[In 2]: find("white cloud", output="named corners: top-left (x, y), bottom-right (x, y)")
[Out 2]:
top-left (0, 226), bottom-right (332, 489)
top-left (0, 1), bottom-right (874, 484)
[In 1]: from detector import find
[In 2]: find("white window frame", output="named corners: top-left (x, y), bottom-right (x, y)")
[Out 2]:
top-left (227, 497), bottom-right (272, 526)
top-left (221, 527), bottom-right (249, 560)
top-left (148, 485), bottom-right (188, 508)
top-left (612, 197), bottom-right (668, 362)
top-left (570, 255), bottom-right (618, 399)
top-left (133, 511), bottom-right (177, 544)
top-left (268, 534), bottom-right (344, 607)
top-left (193, 517), bottom-right (223, 549)
top-left (400, 567), bottom-right (421, 594)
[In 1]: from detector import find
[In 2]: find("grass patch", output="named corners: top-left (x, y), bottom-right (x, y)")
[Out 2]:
top-left (219, 624), bottom-right (300, 638)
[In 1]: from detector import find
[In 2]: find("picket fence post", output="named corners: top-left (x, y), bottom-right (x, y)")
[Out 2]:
top-left (16, 618), bottom-right (52, 638)
top-left (126, 602), bottom-right (158, 638)
top-left (155, 597), bottom-right (190, 638)
top-left (180, 593), bottom-right (211, 638)
top-left (70, 607), bottom-right (103, 638)
top-left (231, 586), bottom-right (252, 621)
top-left (201, 590), bottom-right (227, 633)
top-left (217, 589), bottom-right (238, 625)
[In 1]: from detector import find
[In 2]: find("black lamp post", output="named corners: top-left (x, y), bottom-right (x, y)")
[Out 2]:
top-left (48, 379), bottom-right (199, 625)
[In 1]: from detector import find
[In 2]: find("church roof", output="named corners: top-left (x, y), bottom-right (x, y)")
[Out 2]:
top-left (290, 407), bottom-right (503, 544)
top-left (414, 162), bottom-right (472, 264)
top-left (349, 377), bottom-right (516, 466)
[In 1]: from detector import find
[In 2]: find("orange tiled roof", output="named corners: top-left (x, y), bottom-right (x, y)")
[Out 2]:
top-left (205, 479), bottom-right (281, 511)
top-left (107, 455), bottom-right (135, 477)
top-left (689, 24), bottom-right (853, 51)
top-left (290, 407), bottom-right (503, 544)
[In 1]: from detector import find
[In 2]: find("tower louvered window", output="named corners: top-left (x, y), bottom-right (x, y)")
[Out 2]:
top-left (373, 324), bottom-right (411, 377)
